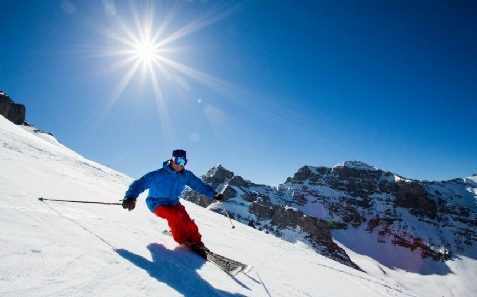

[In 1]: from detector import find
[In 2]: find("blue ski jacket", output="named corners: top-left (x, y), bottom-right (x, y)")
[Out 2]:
top-left (124, 160), bottom-right (217, 212)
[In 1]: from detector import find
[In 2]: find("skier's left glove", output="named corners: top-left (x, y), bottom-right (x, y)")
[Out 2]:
top-left (122, 197), bottom-right (136, 211)
top-left (214, 193), bottom-right (224, 202)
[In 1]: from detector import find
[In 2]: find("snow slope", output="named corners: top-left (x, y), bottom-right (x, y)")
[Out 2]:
top-left (0, 115), bottom-right (419, 297)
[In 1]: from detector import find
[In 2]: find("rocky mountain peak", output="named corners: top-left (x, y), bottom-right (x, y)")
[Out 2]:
top-left (285, 165), bottom-right (328, 183)
top-left (201, 164), bottom-right (234, 188)
top-left (334, 160), bottom-right (379, 171)
top-left (182, 161), bottom-right (477, 272)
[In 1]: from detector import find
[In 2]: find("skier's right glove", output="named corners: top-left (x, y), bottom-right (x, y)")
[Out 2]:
top-left (122, 197), bottom-right (136, 211)
top-left (214, 193), bottom-right (224, 202)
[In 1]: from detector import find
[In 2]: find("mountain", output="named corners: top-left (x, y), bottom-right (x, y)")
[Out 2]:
top-left (182, 165), bottom-right (362, 270)
top-left (1, 114), bottom-right (423, 296)
top-left (181, 161), bottom-right (477, 296)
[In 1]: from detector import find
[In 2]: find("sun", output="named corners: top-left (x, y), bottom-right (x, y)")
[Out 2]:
top-left (134, 41), bottom-right (157, 64)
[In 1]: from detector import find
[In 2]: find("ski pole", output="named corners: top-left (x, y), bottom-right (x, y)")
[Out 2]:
top-left (38, 197), bottom-right (122, 205)
top-left (221, 202), bottom-right (235, 229)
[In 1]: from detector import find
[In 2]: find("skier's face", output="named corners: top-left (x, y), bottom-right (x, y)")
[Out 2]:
top-left (173, 156), bottom-right (187, 166)
top-left (170, 159), bottom-right (184, 172)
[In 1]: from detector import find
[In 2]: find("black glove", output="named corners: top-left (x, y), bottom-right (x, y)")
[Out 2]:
top-left (122, 197), bottom-right (136, 211)
top-left (214, 193), bottom-right (224, 202)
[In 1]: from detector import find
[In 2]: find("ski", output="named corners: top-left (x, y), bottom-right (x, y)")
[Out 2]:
top-left (204, 249), bottom-right (253, 276)
top-left (162, 230), bottom-right (253, 276)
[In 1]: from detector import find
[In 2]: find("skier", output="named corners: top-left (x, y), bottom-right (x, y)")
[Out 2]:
top-left (122, 149), bottom-right (224, 252)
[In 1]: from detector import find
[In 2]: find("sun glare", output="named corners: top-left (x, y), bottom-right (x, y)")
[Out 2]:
top-left (99, 1), bottom-right (244, 96)
top-left (134, 41), bottom-right (157, 63)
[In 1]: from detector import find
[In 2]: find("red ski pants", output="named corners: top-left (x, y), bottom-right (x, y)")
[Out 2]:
top-left (153, 203), bottom-right (202, 245)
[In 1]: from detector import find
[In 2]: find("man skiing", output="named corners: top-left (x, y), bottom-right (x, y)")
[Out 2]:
top-left (122, 149), bottom-right (224, 252)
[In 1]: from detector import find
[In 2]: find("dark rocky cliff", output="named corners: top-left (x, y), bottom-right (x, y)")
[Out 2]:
top-left (0, 91), bottom-right (26, 125)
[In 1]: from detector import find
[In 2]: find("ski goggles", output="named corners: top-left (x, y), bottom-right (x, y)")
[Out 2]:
top-left (173, 156), bottom-right (187, 166)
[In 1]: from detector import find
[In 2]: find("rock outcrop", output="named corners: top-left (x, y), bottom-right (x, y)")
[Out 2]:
top-left (0, 91), bottom-right (26, 125)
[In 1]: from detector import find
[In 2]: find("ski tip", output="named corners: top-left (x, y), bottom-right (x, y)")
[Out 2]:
top-left (241, 265), bottom-right (253, 274)
top-left (227, 265), bottom-right (253, 276)
top-left (38, 197), bottom-right (44, 201)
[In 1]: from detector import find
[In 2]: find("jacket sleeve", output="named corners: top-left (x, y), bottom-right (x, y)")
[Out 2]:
top-left (124, 171), bottom-right (154, 199)
top-left (185, 172), bottom-right (217, 200)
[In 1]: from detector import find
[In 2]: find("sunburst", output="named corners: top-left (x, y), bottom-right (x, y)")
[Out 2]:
top-left (92, 1), bottom-right (298, 147)
top-left (100, 1), bottom-right (244, 95)
top-left (90, 1), bottom-right (246, 145)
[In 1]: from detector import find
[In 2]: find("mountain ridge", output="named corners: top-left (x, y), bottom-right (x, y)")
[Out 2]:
top-left (181, 161), bottom-right (477, 273)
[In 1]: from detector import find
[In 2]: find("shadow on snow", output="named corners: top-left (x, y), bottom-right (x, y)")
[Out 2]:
top-left (116, 243), bottom-right (248, 297)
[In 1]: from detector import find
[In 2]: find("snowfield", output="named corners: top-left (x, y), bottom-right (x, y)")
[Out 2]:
top-left (0, 115), bottom-right (463, 296)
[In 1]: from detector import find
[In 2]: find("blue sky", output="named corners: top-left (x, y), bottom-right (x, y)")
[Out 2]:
top-left (1, 0), bottom-right (476, 185)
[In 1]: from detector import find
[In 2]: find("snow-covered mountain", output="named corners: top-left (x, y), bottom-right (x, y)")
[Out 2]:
top-left (182, 161), bottom-right (477, 296)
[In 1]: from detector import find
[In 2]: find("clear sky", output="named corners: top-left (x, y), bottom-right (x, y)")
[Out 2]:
top-left (1, 0), bottom-right (476, 185)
